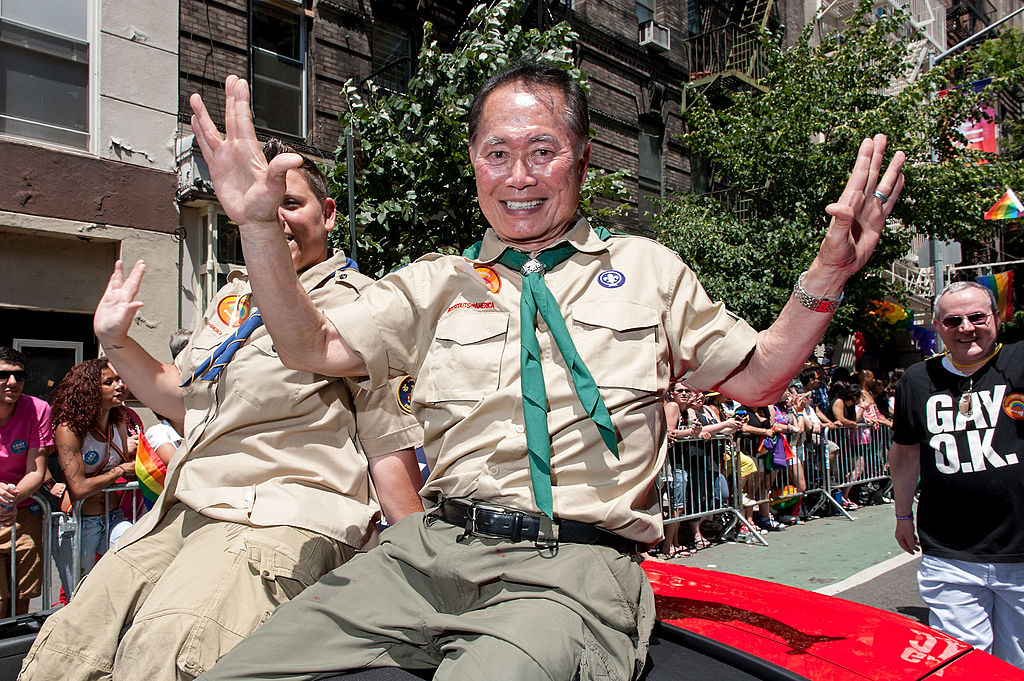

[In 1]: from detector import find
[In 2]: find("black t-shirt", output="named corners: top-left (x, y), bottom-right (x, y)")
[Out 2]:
top-left (893, 341), bottom-right (1024, 562)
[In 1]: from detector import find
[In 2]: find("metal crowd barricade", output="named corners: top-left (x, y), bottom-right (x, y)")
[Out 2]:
top-left (67, 481), bottom-right (141, 597)
top-left (664, 435), bottom-right (766, 547)
top-left (3, 493), bottom-right (55, 619)
top-left (822, 424), bottom-right (893, 519)
top-left (733, 432), bottom-right (810, 527)
top-left (660, 424), bottom-right (894, 549)
top-left (797, 431), bottom-right (836, 519)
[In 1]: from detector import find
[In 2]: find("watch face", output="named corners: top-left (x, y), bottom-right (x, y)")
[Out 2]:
top-left (812, 300), bottom-right (838, 314)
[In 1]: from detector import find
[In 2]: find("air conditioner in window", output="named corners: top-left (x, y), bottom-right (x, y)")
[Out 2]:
top-left (638, 20), bottom-right (670, 52)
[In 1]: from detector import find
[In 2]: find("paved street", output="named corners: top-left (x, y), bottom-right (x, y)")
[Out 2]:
top-left (659, 501), bottom-right (929, 624)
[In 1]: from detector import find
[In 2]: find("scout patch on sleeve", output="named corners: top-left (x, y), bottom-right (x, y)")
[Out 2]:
top-left (397, 376), bottom-right (415, 414)
top-left (475, 266), bottom-right (501, 294)
top-left (216, 294), bottom-right (253, 327)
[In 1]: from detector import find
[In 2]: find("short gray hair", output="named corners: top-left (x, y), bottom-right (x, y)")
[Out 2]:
top-left (933, 281), bottom-right (998, 321)
top-left (169, 329), bottom-right (193, 360)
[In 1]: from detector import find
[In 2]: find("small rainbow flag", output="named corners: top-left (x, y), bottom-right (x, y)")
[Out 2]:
top-left (984, 187), bottom-right (1022, 220)
top-left (134, 431), bottom-right (167, 509)
top-left (976, 270), bottom-right (1014, 320)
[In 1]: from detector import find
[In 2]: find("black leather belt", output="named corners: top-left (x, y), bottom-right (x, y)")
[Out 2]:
top-left (433, 500), bottom-right (637, 554)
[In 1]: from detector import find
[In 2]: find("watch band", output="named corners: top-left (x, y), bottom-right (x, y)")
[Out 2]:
top-left (793, 271), bottom-right (843, 313)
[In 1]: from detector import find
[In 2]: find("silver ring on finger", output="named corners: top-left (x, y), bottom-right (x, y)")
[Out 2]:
top-left (872, 189), bottom-right (888, 203)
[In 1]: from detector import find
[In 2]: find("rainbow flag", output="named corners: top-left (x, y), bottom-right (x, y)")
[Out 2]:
top-left (984, 188), bottom-right (1023, 220)
top-left (134, 431), bottom-right (166, 509)
top-left (870, 300), bottom-right (911, 327)
top-left (976, 270), bottom-right (1014, 320)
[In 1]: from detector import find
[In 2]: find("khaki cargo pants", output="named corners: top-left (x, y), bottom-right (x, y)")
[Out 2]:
top-left (20, 503), bottom-right (353, 681)
top-left (196, 512), bottom-right (655, 681)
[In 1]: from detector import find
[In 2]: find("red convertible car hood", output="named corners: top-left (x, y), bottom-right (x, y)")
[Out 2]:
top-left (643, 560), bottom-right (1021, 680)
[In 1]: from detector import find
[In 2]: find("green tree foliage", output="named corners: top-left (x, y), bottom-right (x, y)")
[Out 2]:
top-left (327, 0), bottom-right (628, 278)
top-left (656, 2), bottom-right (1024, 335)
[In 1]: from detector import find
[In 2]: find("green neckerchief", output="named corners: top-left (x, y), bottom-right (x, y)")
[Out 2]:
top-left (462, 225), bottom-right (617, 517)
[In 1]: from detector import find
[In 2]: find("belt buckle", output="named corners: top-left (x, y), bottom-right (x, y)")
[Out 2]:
top-left (468, 502), bottom-right (510, 540)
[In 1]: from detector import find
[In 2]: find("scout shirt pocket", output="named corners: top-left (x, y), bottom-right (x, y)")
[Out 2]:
top-left (416, 309), bottom-right (509, 403)
top-left (231, 334), bottom-right (303, 407)
top-left (571, 301), bottom-right (660, 393)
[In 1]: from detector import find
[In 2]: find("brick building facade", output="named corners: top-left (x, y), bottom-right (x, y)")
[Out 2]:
top-left (174, 0), bottom-right (775, 267)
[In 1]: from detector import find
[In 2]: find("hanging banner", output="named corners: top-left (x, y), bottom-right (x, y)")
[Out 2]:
top-left (940, 77), bottom-right (997, 158)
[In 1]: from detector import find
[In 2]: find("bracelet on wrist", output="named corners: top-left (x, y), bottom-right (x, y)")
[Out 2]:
top-left (793, 270), bottom-right (844, 313)
top-left (895, 511), bottom-right (914, 521)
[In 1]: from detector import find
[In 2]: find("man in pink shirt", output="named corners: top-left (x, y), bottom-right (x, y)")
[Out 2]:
top-left (0, 347), bottom-right (51, 616)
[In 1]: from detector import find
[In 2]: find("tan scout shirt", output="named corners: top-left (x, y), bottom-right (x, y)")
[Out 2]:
top-left (116, 253), bottom-right (422, 551)
top-left (327, 219), bottom-right (758, 544)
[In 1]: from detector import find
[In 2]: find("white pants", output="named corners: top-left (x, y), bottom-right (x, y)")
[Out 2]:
top-left (918, 554), bottom-right (1024, 669)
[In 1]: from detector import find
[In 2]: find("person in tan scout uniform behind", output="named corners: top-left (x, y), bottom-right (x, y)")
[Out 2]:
top-left (19, 140), bottom-right (425, 681)
top-left (185, 63), bottom-right (904, 680)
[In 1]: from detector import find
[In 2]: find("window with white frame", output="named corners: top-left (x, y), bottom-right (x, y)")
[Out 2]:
top-left (636, 0), bottom-right (655, 23)
top-left (0, 0), bottom-right (90, 149)
top-left (250, 0), bottom-right (306, 138)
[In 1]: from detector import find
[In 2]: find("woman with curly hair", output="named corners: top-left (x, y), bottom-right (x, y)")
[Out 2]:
top-left (51, 358), bottom-right (135, 594)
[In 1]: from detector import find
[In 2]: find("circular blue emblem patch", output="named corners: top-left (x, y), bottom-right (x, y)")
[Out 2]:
top-left (597, 270), bottom-right (625, 289)
top-left (10, 439), bottom-right (27, 455)
top-left (83, 450), bottom-right (101, 466)
top-left (397, 376), bottom-right (415, 414)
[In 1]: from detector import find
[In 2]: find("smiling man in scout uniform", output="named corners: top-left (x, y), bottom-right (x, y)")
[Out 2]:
top-left (184, 64), bottom-right (905, 681)
top-left (19, 141), bottom-right (424, 681)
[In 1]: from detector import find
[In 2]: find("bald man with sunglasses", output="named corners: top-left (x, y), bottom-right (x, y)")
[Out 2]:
top-left (889, 280), bottom-right (1024, 669)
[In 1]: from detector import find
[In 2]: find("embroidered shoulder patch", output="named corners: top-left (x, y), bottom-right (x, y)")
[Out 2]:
top-left (216, 294), bottom-right (252, 327)
top-left (1003, 392), bottom-right (1024, 420)
top-left (597, 270), bottom-right (625, 289)
top-left (475, 266), bottom-right (501, 294)
top-left (397, 376), bottom-right (415, 414)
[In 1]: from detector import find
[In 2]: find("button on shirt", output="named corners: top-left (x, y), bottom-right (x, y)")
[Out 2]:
top-left (327, 219), bottom-right (758, 544)
top-left (116, 252), bottom-right (422, 551)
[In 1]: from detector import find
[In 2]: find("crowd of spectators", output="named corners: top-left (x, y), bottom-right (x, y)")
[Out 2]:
top-left (0, 335), bottom-right (190, 606)
top-left (1, 338), bottom-right (908, 594)
top-left (654, 359), bottom-right (904, 557)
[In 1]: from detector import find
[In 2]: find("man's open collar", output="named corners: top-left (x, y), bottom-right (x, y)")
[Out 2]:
top-left (470, 217), bottom-right (608, 264)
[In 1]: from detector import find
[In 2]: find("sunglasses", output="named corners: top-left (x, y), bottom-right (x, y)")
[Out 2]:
top-left (940, 312), bottom-right (990, 329)
top-left (0, 370), bottom-right (27, 382)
